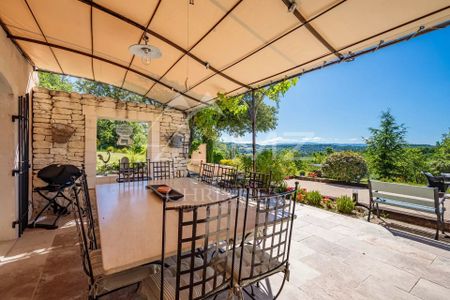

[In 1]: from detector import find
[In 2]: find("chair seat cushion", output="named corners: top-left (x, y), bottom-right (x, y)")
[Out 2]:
top-left (89, 249), bottom-right (156, 294)
top-left (373, 197), bottom-right (442, 214)
top-left (98, 264), bottom-right (156, 294)
top-left (212, 245), bottom-right (283, 282)
top-left (138, 256), bottom-right (224, 300)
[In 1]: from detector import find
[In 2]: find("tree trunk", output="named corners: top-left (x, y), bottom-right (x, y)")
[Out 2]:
top-left (206, 138), bottom-right (214, 163)
top-left (251, 90), bottom-right (256, 173)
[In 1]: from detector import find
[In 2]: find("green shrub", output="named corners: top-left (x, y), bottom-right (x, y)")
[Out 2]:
top-left (274, 181), bottom-right (288, 194)
top-left (212, 148), bottom-right (226, 163)
top-left (336, 196), bottom-right (355, 214)
top-left (306, 191), bottom-right (322, 206)
top-left (219, 158), bottom-right (242, 169)
top-left (321, 151), bottom-right (368, 183)
top-left (255, 149), bottom-right (298, 184)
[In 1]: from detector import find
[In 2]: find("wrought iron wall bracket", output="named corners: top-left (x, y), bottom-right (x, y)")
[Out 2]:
top-left (11, 115), bottom-right (25, 122)
top-left (12, 220), bottom-right (19, 228)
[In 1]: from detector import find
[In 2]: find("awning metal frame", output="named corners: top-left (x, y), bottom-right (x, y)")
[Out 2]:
top-left (76, 0), bottom-right (249, 90)
top-left (1, 0), bottom-right (449, 112)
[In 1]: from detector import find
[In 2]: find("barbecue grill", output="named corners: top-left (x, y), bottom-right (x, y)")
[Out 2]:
top-left (30, 164), bottom-right (82, 229)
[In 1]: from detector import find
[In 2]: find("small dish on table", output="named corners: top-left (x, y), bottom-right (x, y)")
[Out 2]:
top-left (147, 184), bottom-right (184, 201)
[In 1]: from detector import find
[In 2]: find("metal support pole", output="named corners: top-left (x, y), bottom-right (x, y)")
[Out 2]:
top-left (251, 90), bottom-right (256, 173)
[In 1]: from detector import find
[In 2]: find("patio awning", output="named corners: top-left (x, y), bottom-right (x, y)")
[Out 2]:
top-left (1, 0), bottom-right (449, 110)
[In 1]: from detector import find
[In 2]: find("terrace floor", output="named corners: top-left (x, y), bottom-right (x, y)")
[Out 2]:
top-left (1, 205), bottom-right (449, 299)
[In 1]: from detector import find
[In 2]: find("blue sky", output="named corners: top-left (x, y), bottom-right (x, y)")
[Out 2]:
top-left (222, 27), bottom-right (450, 145)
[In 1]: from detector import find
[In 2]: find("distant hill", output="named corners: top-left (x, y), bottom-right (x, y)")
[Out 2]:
top-left (223, 142), bottom-right (433, 156)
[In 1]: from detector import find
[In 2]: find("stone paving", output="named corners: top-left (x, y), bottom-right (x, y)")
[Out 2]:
top-left (1, 205), bottom-right (449, 299)
top-left (276, 205), bottom-right (450, 299)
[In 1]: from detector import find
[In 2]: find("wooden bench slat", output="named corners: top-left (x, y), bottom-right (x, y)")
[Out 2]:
top-left (370, 180), bottom-right (436, 199)
top-left (372, 197), bottom-right (440, 214)
top-left (372, 191), bottom-right (435, 208)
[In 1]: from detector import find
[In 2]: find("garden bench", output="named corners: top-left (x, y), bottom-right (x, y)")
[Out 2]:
top-left (368, 180), bottom-right (446, 240)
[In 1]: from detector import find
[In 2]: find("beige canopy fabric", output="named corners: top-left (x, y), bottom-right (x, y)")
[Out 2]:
top-left (1, 0), bottom-right (449, 111)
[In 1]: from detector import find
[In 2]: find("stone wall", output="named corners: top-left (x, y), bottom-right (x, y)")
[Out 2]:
top-left (32, 88), bottom-right (85, 172)
top-left (32, 87), bottom-right (190, 210)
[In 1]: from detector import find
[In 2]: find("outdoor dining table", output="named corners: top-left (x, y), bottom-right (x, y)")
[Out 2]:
top-left (95, 177), bottom-right (263, 275)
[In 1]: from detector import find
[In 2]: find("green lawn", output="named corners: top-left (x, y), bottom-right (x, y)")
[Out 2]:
top-left (96, 151), bottom-right (146, 173)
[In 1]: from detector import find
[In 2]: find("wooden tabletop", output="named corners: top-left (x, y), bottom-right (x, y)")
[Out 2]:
top-left (95, 178), bottom-right (239, 275)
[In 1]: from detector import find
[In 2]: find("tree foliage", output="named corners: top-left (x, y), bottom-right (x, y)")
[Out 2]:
top-left (240, 149), bottom-right (299, 184)
top-left (74, 79), bottom-right (145, 102)
top-left (38, 71), bottom-right (163, 107)
top-left (38, 72), bottom-right (73, 92)
top-left (97, 120), bottom-right (148, 153)
top-left (189, 79), bottom-right (298, 160)
top-left (190, 79), bottom-right (297, 139)
top-left (365, 110), bottom-right (407, 180)
top-left (322, 151), bottom-right (368, 183)
top-left (397, 148), bottom-right (428, 183)
top-left (430, 130), bottom-right (450, 173)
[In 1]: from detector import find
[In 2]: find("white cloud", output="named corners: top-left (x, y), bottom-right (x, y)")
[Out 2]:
top-left (221, 132), bottom-right (362, 144)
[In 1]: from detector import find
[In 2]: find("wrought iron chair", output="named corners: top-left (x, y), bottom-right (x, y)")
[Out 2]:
top-left (133, 161), bottom-right (149, 181)
top-left (217, 165), bottom-right (238, 192)
top-left (245, 171), bottom-right (272, 196)
top-left (213, 183), bottom-right (299, 299)
top-left (151, 160), bottom-right (175, 180)
top-left (138, 194), bottom-right (241, 300)
top-left (71, 169), bottom-right (155, 299)
top-left (176, 168), bottom-right (191, 178)
top-left (199, 163), bottom-right (216, 185)
top-left (77, 168), bottom-right (99, 249)
top-left (117, 157), bottom-right (134, 182)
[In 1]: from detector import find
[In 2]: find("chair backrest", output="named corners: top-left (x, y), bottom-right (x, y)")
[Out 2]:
top-left (133, 161), bottom-right (149, 181)
top-left (71, 169), bottom-right (98, 282)
top-left (246, 171), bottom-right (272, 194)
top-left (200, 163), bottom-right (216, 185)
top-left (217, 165), bottom-right (238, 190)
top-left (422, 172), bottom-right (446, 193)
top-left (151, 160), bottom-right (174, 180)
top-left (119, 157), bottom-right (130, 170)
top-left (160, 195), bottom-right (240, 300)
top-left (369, 180), bottom-right (439, 208)
top-left (237, 185), bottom-right (298, 283)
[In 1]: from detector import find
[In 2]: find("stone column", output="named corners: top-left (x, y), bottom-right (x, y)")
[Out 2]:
top-left (83, 103), bottom-right (97, 187)
top-left (149, 120), bottom-right (160, 161)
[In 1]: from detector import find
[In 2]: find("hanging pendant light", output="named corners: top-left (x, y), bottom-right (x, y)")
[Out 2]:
top-left (129, 35), bottom-right (161, 65)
